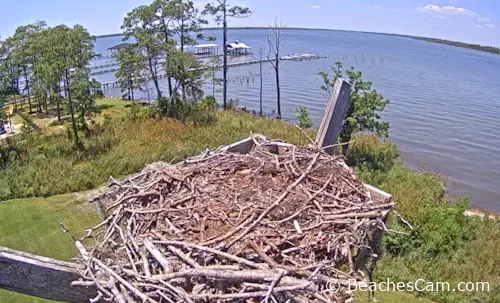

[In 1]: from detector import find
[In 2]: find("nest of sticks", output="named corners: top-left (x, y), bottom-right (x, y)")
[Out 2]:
top-left (76, 135), bottom-right (394, 303)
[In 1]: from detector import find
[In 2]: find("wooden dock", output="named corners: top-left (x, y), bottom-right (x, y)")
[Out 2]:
top-left (98, 53), bottom-right (322, 90)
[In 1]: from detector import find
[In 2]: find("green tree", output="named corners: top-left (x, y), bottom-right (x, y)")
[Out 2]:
top-left (320, 61), bottom-right (390, 151)
top-left (122, 4), bottom-right (164, 99)
top-left (0, 41), bottom-right (21, 109)
top-left (295, 106), bottom-right (312, 129)
top-left (169, 51), bottom-right (205, 102)
top-left (170, 0), bottom-right (207, 101)
top-left (70, 73), bottom-right (101, 134)
top-left (205, 55), bottom-right (223, 97)
top-left (203, 0), bottom-right (251, 109)
top-left (115, 45), bottom-right (144, 101)
top-left (6, 21), bottom-right (47, 113)
top-left (172, 0), bottom-right (207, 51)
top-left (48, 25), bottom-right (97, 145)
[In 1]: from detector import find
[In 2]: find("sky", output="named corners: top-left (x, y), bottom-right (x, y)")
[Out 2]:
top-left (1, 0), bottom-right (500, 46)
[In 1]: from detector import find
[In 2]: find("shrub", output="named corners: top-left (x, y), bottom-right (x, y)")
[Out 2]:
top-left (345, 135), bottom-right (398, 185)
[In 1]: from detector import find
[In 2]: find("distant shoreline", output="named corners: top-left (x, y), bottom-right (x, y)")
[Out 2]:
top-left (95, 27), bottom-right (500, 56)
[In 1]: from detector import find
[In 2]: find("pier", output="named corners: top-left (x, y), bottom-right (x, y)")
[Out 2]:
top-left (99, 53), bottom-right (322, 90)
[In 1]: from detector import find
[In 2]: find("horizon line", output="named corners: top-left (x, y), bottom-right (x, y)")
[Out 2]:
top-left (94, 26), bottom-right (500, 49)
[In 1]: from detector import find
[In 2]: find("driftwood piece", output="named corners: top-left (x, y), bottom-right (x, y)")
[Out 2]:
top-left (0, 246), bottom-right (97, 302)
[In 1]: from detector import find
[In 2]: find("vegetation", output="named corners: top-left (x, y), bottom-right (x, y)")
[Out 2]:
top-left (413, 37), bottom-right (500, 55)
top-left (320, 61), bottom-right (390, 152)
top-left (203, 0), bottom-right (252, 109)
top-left (0, 110), bottom-right (310, 201)
top-left (295, 105), bottom-right (312, 129)
top-left (345, 135), bottom-right (500, 303)
top-left (0, 193), bottom-right (100, 303)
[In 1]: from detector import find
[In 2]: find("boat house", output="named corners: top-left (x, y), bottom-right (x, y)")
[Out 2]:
top-left (193, 43), bottom-right (219, 55)
top-left (227, 41), bottom-right (251, 55)
top-left (107, 43), bottom-right (133, 57)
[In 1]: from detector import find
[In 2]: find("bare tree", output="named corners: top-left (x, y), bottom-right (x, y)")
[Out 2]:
top-left (267, 20), bottom-right (287, 119)
top-left (255, 47), bottom-right (265, 116)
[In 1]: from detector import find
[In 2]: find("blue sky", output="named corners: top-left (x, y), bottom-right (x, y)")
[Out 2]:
top-left (1, 0), bottom-right (500, 46)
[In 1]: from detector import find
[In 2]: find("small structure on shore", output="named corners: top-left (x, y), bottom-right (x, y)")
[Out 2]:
top-left (227, 40), bottom-right (252, 55)
top-left (194, 43), bottom-right (219, 55)
top-left (107, 42), bottom-right (132, 57)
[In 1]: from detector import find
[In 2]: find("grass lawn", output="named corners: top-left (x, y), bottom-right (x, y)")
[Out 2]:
top-left (0, 193), bottom-right (100, 303)
top-left (356, 291), bottom-right (437, 303)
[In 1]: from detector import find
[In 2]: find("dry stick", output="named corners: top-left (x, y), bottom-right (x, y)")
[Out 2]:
top-left (167, 245), bottom-right (201, 269)
top-left (139, 250), bottom-right (152, 277)
top-left (295, 125), bottom-right (317, 148)
top-left (324, 211), bottom-right (382, 221)
top-left (118, 282), bottom-right (137, 303)
top-left (158, 280), bottom-right (195, 303)
top-left (393, 209), bottom-right (414, 231)
top-left (275, 174), bottom-right (334, 226)
top-left (263, 269), bottom-right (285, 303)
top-left (106, 191), bottom-right (161, 212)
top-left (155, 240), bottom-right (265, 269)
top-left (311, 202), bottom-right (395, 216)
top-left (156, 291), bottom-right (176, 303)
top-left (201, 213), bottom-right (256, 246)
top-left (340, 175), bottom-right (370, 198)
top-left (320, 140), bottom-right (356, 152)
top-left (143, 239), bottom-right (171, 273)
top-left (92, 258), bottom-right (152, 302)
top-left (226, 153), bottom-right (321, 248)
top-left (190, 282), bottom-right (315, 301)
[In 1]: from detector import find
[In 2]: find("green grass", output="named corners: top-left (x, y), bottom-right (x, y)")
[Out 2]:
top-left (95, 97), bottom-right (129, 109)
top-left (356, 291), bottom-right (437, 303)
top-left (0, 111), bottom-right (312, 201)
top-left (0, 193), bottom-right (100, 303)
top-left (10, 114), bottom-right (24, 126)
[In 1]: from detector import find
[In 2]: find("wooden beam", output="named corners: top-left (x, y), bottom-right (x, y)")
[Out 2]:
top-left (0, 246), bottom-right (97, 303)
top-left (315, 78), bottom-right (351, 155)
top-left (314, 78), bottom-right (392, 203)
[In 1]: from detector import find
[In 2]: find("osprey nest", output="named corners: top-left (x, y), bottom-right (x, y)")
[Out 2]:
top-left (76, 135), bottom-right (394, 303)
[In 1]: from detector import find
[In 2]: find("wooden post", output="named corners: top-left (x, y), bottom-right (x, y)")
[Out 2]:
top-left (0, 246), bottom-right (97, 302)
top-left (315, 78), bottom-right (351, 155)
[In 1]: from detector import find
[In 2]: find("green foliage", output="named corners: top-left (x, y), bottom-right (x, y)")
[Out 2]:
top-left (320, 61), bottom-right (390, 144)
top-left (345, 135), bottom-right (398, 185)
top-left (128, 103), bottom-right (159, 121)
top-left (167, 51), bottom-right (205, 102)
top-left (295, 106), bottom-right (312, 129)
top-left (415, 36), bottom-right (500, 55)
top-left (0, 193), bottom-right (99, 303)
top-left (342, 137), bottom-right (500, 303)
top-left (196, 95), bottom-right (218, 111)
top-left (0, 111), bottom-right (309, 201)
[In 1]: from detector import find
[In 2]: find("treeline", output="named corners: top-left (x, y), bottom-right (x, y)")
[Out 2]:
top-left (0, 22), bottom-right (101, 145)
top-left (413, 37), bottom-right (500, 55)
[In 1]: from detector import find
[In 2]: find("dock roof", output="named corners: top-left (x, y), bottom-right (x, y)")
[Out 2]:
top-left (227, 41), bottom-right (251, 49)
top-left (107, 43), bottom-right (133, 51)
top-left (194, 43), bottom-right (218, 48)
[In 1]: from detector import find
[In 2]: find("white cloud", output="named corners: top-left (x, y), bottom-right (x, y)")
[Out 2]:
top-left (312, 5), bottom-right (321, 9)
top-left (418, 4), bottom-right (495, 27)
top-left (418, 5), bottom-right (476, 16)
top-left (474, 24), bottom-right (483, 28)
top-left (484, 23), bottom-right (496, 29)
top-left (371, 5), bottom-right (382, 9)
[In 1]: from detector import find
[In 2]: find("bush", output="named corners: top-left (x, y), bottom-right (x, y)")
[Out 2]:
top-left (345, 135), bottom-right (398, 185)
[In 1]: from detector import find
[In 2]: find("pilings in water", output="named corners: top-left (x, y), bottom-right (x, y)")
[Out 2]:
top-left (99, 53), bottom-right (323, 91)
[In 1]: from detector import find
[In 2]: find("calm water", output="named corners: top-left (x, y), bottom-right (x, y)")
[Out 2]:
top-left (93, 29), bottom-right (500, 212)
